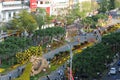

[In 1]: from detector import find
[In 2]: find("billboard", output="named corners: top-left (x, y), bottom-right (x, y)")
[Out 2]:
top-left (30, 0), bottom-right (37, 12)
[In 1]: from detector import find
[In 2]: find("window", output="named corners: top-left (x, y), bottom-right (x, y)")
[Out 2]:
top-left (45, 1), bottom-right (49, 4)
top-left (8, 12), bottom-right (11, 18)
top-left (40, 1), bottom-right (43, 4)
top-left (13, 12), bottom-right (16, 16)
top-left (3, 13), bottom-right (5, 20)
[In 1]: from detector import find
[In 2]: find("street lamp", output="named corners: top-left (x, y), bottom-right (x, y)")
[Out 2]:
top-left (66, 39), bottom-right (73, 80)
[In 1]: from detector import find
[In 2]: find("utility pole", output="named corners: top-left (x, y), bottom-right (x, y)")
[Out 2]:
top-left (69, 43), bottom-right (73, 80)
top-left (67, 41), bottom-right (73, 80)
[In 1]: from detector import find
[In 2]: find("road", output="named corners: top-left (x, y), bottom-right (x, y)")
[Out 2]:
top-left (0, 19), bottom-right (119, 80)
top-left (40, 33), bottom-right (99, 80)
top-left (102, 59), bottom-right (120, 80)
top-left (40, 19), bottom-right (120, 80)
top-left (43, 33), bottom-right (96, 59)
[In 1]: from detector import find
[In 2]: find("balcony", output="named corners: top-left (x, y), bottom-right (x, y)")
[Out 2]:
top-left (2, 6), bottom-right (29, 11)
top-left (2, 1), bottom-right (29, 11)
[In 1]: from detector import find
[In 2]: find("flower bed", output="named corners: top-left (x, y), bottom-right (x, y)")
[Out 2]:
top-left (0, 68), bottom-right (5, 73)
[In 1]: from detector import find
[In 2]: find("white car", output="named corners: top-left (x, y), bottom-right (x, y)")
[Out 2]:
top-left (109, 67), bottom-right (117, 74)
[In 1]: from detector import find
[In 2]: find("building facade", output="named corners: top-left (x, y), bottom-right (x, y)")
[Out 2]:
top-left (0, 0), bottom-right (29, 23)
top-left (37, 0), bottom-right (52, 15)
top-left (0, 0), bottom-right (94, 23)
top-left (36, 0), bottom-right (69, 16)
top-left (51, 1), bottom-right (69, 16)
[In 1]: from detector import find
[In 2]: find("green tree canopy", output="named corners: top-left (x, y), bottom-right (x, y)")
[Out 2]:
top-left (33, 8), bottom-right (46, 29)
top-left (65, 1), bottom-right (93, 25)
top-left (0, 36), bottom-right (32, 56)
top-left (115, 0), bottom-right (120, 8)
top-left (73, 31), bottom-right (120, 79)
top-left (99, 0), bottom-right (115, 13)
top-left (10, 10), bottom-right (37, 34)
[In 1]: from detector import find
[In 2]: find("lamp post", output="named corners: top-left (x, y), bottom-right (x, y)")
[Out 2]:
top-left (69, 43), bottom-right (73, 80)
top-left (66, 40), bottom-right (73, 80)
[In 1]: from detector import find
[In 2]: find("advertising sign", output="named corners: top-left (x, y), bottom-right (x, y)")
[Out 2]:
top-left (30, 0), bottom-right (37, 12)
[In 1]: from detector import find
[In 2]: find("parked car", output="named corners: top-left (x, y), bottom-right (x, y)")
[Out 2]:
top-left (109, 67), bottom-right (117, 74)
top-left (117, 60), bottom-right (120, 66)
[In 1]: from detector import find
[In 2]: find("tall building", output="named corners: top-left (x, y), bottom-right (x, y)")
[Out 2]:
top-left (0, 0), bottom-right (30, 23)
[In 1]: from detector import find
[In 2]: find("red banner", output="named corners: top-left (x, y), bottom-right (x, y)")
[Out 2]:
top-left (46, 7), bottom-right (50, 15)
top-left (30, 0), bottom-right (37, 12)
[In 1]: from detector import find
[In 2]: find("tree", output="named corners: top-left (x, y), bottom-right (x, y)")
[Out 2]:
top-left (73, 31), bottom-right (120, 79)
top-left (115, 0), bottom-right (120, 8)
top-left (92, 13), bottom-right (108, 27)
top-left (99, 0), bottom-right (115, 13)
top-left (33, 27), bottom-right (65, 45)
top-left (99, 0), bottom-right (110, 13)
top-left (0, 24), bottom-right (7, 32)
top-left (0, 36), bottom-right (33, 66)
top-left (109, 0), bottom-right (115, 10)
top-left (45, 13), bottom-right (54, 25)
top-left (10, 10), bottom-right (37, 35)
top-left (81, 13), bottom-right (108, 32)
top-left (91, 1), bottom-right (100, 11)
top-left (73, 43), bottom-right (113, 79)
top-left (33, 8), bottom-right (46, 29)
top-left (65, 12), bottom-right (76, 25)
top-left (102, 32), bottom-right (120, 52)
top-left (80, 1), bottom-right (92, 16)
top-left (81, 17), bottom-right (95, 32)
top-left (65, 1), bottom-right (93, 25)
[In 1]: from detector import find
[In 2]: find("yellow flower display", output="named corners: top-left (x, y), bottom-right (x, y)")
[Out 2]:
top-left (16, 46), bottom-right (43, 64)
top-left (0, 68), bottom-right (5, 73)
